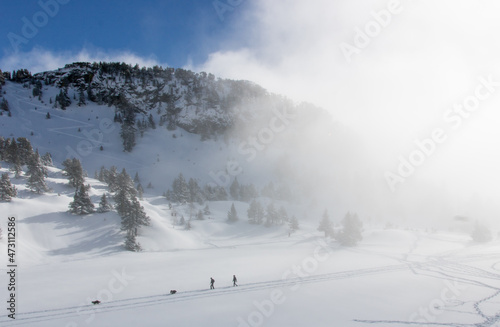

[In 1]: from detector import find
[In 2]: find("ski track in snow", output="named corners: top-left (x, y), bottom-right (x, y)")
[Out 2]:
top-left (355, 253), bottom-right (500, 327)
top-left (2, 253), bottom-right (500, 326)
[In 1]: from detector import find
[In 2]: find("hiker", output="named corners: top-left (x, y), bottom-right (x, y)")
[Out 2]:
top-left (210, 277), bottom-right (215, 289)
top-left (233, 275), bottom-right (238, 287)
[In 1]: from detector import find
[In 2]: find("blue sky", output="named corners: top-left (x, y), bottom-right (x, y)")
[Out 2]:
top-left (1, 0), bottom-right (249, 72)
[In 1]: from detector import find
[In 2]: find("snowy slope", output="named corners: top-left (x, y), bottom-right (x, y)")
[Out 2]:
top-left (1, 67), bottom-right (500, 326)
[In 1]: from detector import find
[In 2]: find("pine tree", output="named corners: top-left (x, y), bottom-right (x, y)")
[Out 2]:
top-left (336, 212), bottom-right (363, 246)
top-left (185, 221), bottom-right (192, 230)
top-left (120, 197), bottom-right (150, 235)
top-left (5, 138), bottom-right (19, 164)
top-left (124, 230), bottom-right (141, 251)
top-left (188, 178), bottom-right (203, 204)
top-left (56, 88), bottom-right (71, 109)
top-left (69, 184), bottom-right (94, 215)
top-left (78, 89), bottom-right (86, 106)
top-left (196, 210), bottom-right (204, 220)
top-left (471, 221), bottom-right (492, 243)
top-left (0, 137), bottom-right (5, 161)
top-left (62, 158), bottom-right (84, 187)
top-left (0, 173), bottom-right (17, 202)
top-left (120, 108), bottom-right (136, 152)
top-left (203, 204), bottom-right (211, 215)
top-left (137, 183), bottom-right (144, 200)
top-left (130, 197), bottom-right (151, 228)
top-left (41, 152), bottom-right (53, 167)
top-left (289, 216), bottom-right (299, 231)
top-left (97, 193), bottom-right (113, 213)
top-left (120, 123), bottom-right (136, 152)
top-left (133, 172), bottom-right (140, 183)
top-left (240, 184), bottom-right (258, 202)
top-left (115, 189), bottom-right (131, 218)
top-left (26, 151), bottom-right (48, 194)
top-left (1, 98), bottom-right (9, 112)
top-left (105, 166), bottom-right (119, 192)
top-left (116, 169), bottom-right (136, 198)
top-left (172, 173), bottom-right (189, 203)
top-left (8, 140), bottom-right (22, 178)
top-left (265, 203), bottom-right (278, 227)
top-left (16, 137), bottom-right (34, 165)
top-left (247, 199), bottom-right (263, 224)
top-left (227, 203), bottom-right (239, 222)
top-left (318, 210), bottom-right (333, 237)
top-left (114, 168), bottom-right (150, 250)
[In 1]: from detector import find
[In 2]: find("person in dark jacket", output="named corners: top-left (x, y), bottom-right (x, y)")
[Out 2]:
top-left (210, 277), bottom-right (215, 289)
top-left (233, 275), bottom-right (238, 287)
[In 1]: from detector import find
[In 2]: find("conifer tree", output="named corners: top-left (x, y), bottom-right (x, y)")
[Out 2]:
top-left (336, 212), bottom-right (363, 246)
top-left (41, 152), bottom-right (53, 167)
top-left (240, 184), bottom-right (258, 202)
top-left (16, 137), bottom-right (34, 165)
top-left (0, 137), bottom-right (5, 161)
top-left (26, 151), bottom-right (48, 194)
top-left (116, 169), bottom-right (136, 198)
top-left (129, 197), bottom-right (151, 229)
top-left (124, 230), bottom-right (141, 252)
top-left (318, 210), bottom-right (333, 238)
top-left (0, 173), bottom-right (17, 202)
top-left (5, 138), bottom-right (18, 164)
top-left (78, 89), bottom-right (86, 106)
top-left (10, 161), bottom-right (22, 179)
top-left (137, 183), bottom-right (144, 200)
top-left (265, 203), bottom-right (278, 227)
top-left (247, 199), bottom-right (262, 224)
top-left (203, 204), bottom-right (211, 215)
top-left (470, 221), bottom-right (492, 243)
top-left (97, 193), bottom-right (113, 213)
top-left (114, 168), bottom-right (149, 251)
top-left (227, 203), bottom-right (238, 222)
top-left (172, 173), bottom-right (189, 203)
top-left (56, 88), bottom-right (71, 109)
top-left (69, 184), bottom-right (94, 215)
top-left (120, 109), bottom-right (136, 152)
top-left (289, 216), bottom-right (299, 231)
top-left (1, 98), bottom-right (9, 112)
top-left (62, 158), bottom-right (84, 187)
top-left (188, 178), bottom-right (203, 204)
top-left (105, 166), bottom-right (119, 192)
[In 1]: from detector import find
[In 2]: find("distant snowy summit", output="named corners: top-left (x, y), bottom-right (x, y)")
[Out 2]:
top-left (2, 62), bottom-right (329, 144)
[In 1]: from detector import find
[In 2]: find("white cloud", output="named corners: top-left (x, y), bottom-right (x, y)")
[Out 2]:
top-left (194, 0), bottom-right (500, 223)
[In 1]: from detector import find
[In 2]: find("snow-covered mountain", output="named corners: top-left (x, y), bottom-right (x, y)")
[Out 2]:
top-left (1, 64), bottom-right (499, 327)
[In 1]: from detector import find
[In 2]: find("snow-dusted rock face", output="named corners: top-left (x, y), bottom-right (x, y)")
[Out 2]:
top-left (27, 62), bottom-right (315, 140)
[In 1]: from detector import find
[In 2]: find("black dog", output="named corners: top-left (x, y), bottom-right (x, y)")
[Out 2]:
top-left (91, 300), bottom-right (101, 305)
top-left (170, 290), bottom-right (177, 294)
